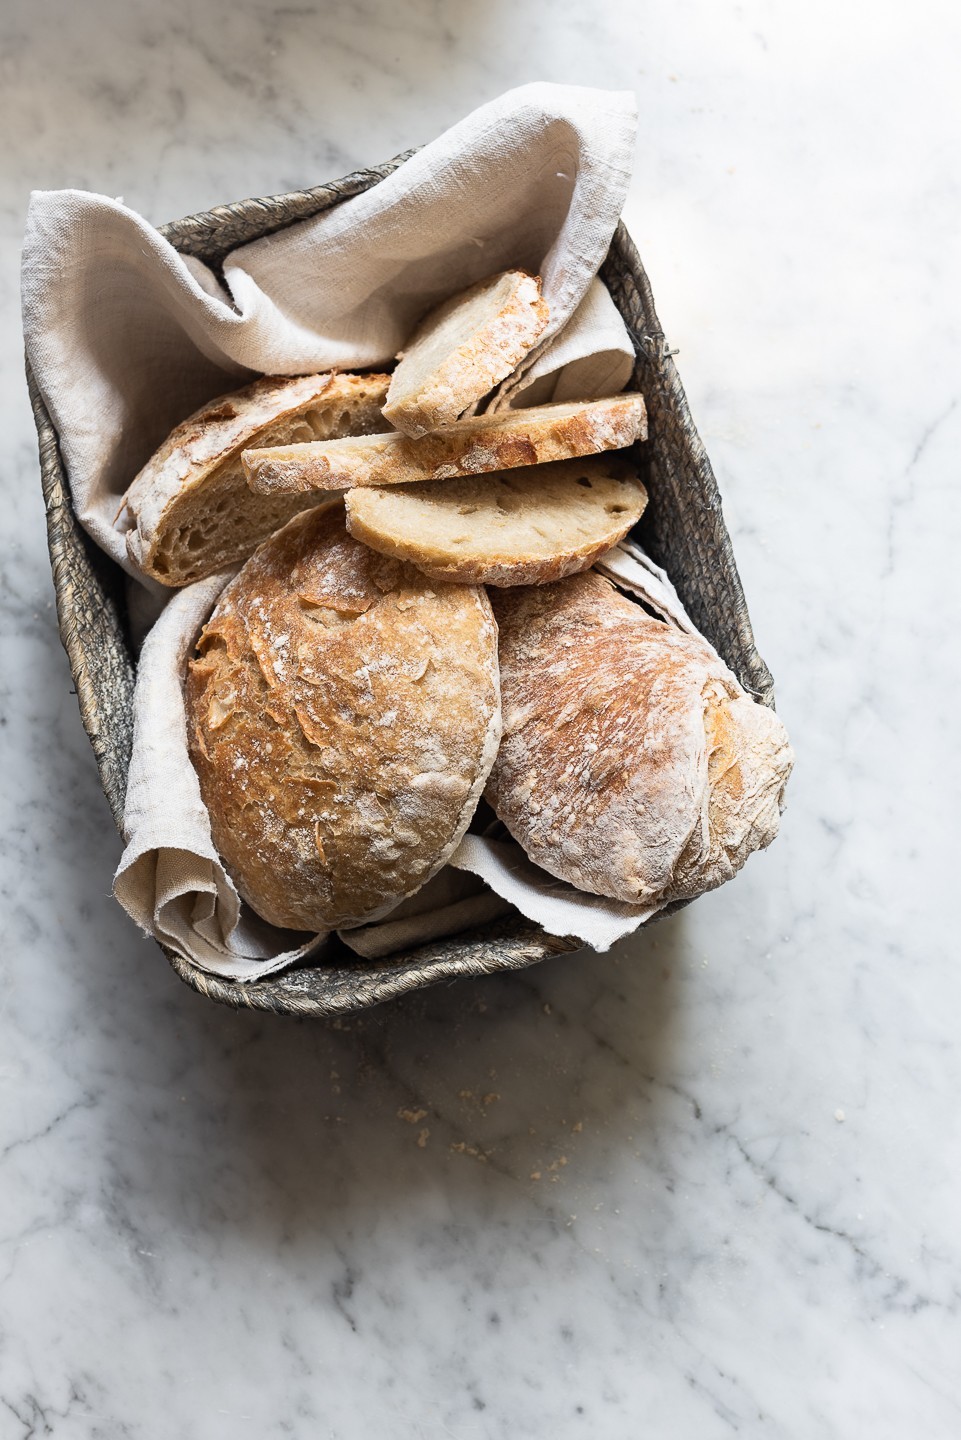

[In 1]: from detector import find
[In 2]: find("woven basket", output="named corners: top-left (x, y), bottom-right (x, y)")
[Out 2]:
top-left (28, 154), bottom-right (775, 1018)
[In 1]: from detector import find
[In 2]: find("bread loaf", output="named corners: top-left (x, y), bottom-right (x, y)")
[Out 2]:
top-left (123, 371), bottom-right (390, 586)
top-left (243, 394), bottom-right (647, 494)
top-left (382, 270), bottom-right (549, 436)
top-left (486, 572), bottom-right (793, 906)
top-left (184, 505), bottom-right (501, 931)
top-left (344, 457), bottom-right (648, 586)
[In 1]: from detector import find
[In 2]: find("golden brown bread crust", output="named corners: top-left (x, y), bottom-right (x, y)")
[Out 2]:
top-left (486, 572), bottom-right (793, 905)
top-left (184, 506), bottom-right (501, 931)
top-left (242, 394), bottom-right (647, 495)
top-left (123, 371), bottom-right (391, 586)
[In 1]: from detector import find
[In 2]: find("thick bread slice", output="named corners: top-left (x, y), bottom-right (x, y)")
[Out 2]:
top-left (243, 394), bottom-right (647, 495)
top-left (382, 270), bottom-right (550, 436)
top-left (487, 573), bottom-right (794, 906)
top-left (345, 458), bottom-right (648, 586)
top-left (123, 371), bottom-right (390, 586)
top-left (184, 505), bottom-right (501, 932)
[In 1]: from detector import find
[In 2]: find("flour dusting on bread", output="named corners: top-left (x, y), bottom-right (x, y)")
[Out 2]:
top-left (185, 505), bottom-right (501, 931)
top-left (486, 572), bottom-right (793, 906)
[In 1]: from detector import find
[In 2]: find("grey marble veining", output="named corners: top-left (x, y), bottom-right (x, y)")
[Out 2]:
top-left (1, 1), bottom-right (959, 1436)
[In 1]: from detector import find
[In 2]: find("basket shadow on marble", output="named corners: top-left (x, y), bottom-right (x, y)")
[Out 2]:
top-left (28, 155), bottom-right (775, 1018)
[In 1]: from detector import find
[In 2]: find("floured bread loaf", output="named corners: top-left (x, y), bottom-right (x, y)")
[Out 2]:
top-left (243, 394), bottom-right (647, 494)
top-left (382, 269), bottom-right (550, 436)
top-left (345, 457), bottom-right (648, 586)
top-left (184, 505), bottom-right (501, 931)
top-left (487, 572), bottom-right (793, 906)
top-left (123, 371), bottom-right (390, 586)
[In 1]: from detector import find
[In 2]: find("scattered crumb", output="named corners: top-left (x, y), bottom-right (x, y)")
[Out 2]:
top-left (459, 1090), bottom-right (474, 1101)
top-left (398, 1107), bottom-right (428, 1125)
top-left (835, 1108), bottom-right (846, 1123)
top-left (530, 1171), bottom-right (542, 1182)
top-left (417, 1128), bottom-right (429, 1149)
top-left (572, 1121), bottom-right (583, 1134)
top-left (548, 1156), bottom-right (569, 1172)
top-left (543, 1003), bottom-right (552, 1016)
top-left (451, 1141), bottom-right (488, 1163)
top-left (482, 1093), bottom-right (500, 1107)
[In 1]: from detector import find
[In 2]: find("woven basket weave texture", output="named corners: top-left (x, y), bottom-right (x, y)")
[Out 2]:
top-left (29, 155), bottom-right (774, 1016)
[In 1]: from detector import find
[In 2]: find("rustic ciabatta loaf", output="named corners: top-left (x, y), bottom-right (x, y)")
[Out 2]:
top-left (123, 371), bottom-right (390, 586)
top-left (184, 506), bottom-right (501, 932)
top-left (487, 572), bottom-right (793, 906)
top-left (382, 270), bottom-right (550, 436)
top-left (243, 394), bottom-right (647, 494)
top-left (345, 458), bottom-right (648, 586)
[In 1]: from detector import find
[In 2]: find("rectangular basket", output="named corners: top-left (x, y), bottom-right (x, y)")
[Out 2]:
top-left (28, 154), bottom-right (775, 1017)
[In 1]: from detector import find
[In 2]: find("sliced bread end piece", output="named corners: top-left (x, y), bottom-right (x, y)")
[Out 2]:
top-left (123, 371), bottom-right (390, 586)
top-left (382, 270), bottom-right (550, 437)
top-left (344, 457), bottom-right (648, 587)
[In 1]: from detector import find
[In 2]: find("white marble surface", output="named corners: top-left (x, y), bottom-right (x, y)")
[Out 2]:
top-left (1, 1), bottom-right (959, 1435)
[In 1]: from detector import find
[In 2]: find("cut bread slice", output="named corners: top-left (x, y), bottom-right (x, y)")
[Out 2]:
top-left (123, 371), bottom-right (390, 586)
top-left (344, 457), bottom-right (648, 586)
top-left (243, 394), bottom-right (647, 495)
top-left (382, 270), bottom-right (550, 437)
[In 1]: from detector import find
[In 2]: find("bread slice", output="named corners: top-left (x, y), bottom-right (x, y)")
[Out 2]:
top-left (345, 458), bottom-right (648, 586)
top-left (243, 394), bottom-right (647, 495)
top-left (123, 371), bottom-right (390, 586)
top-left (382, 270), bottom-right (550, 436)
top-left (185, 505), bottom-right (501, 932)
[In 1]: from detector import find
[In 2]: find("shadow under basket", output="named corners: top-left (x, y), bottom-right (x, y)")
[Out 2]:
top-left (29, 155), bottom-right (776, 1018)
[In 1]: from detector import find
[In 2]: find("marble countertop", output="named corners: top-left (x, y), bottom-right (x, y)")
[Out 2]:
top-left (2, 2), bottom-right (958, 1435)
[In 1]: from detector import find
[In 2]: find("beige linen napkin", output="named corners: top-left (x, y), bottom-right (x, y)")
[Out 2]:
top-left (21, 82), bottom-right (637, 581)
